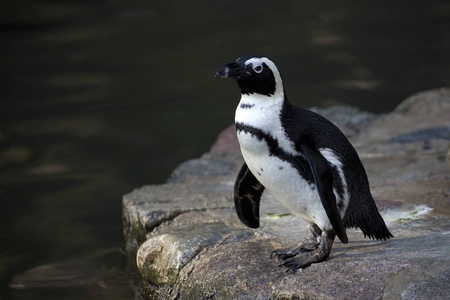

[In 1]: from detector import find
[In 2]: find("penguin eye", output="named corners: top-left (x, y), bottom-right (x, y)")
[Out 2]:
top-left (253, 64), bottom-right (263, 73)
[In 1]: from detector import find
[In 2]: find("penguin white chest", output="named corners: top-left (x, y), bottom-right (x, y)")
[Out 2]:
top-left (234, 96), bottom-right (335, 229)
top-left (238, 132), bottom-right (328, 228)
top-left (236, 130), bottom-right (327, 227)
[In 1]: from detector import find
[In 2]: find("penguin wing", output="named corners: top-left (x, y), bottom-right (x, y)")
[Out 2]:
top-left (300, 144), bottom-right (348, 244)
top-left (234, 163), bottom-right (265, 228)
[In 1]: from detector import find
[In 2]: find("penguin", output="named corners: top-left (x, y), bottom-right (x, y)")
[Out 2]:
top-left (216, 54), bottom-right (393, 271)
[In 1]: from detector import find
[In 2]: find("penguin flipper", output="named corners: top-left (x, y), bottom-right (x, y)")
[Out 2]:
top-left (234, 163), bottom-right (265, 228)
top-left (300, 144), bottom-right (348, 244)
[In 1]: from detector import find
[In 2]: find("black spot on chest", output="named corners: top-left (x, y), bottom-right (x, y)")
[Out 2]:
top-left (240, 103), bottom-right (255, 109)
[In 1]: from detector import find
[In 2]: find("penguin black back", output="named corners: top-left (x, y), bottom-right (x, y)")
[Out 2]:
top-left (281, 103), bottom-right (393, 241)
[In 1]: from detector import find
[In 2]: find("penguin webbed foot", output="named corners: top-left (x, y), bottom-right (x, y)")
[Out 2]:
top-left (277, 245), bottom-right (329, 272)
top-left (270, 240), bottom-right (318, 261)
top-left (270, 223), bottom-right (321, 260)
top-left (272, 229), bottom-right (335, 272)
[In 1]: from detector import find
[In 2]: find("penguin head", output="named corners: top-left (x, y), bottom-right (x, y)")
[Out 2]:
top-left (216, 54), bottom-right (284, 98)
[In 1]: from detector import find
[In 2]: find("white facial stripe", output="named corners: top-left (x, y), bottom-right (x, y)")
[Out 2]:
top-left (244, 57), bottom-right (267, 66)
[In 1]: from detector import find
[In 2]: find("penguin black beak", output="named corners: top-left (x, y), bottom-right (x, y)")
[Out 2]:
top-left (215, 62), bottom-right (244, 79)
top-left (215, 65), bottom-right (230, 78)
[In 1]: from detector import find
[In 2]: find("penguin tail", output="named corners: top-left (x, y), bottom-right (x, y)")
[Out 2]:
top-left (345, 195), bottom-right (394, 240)
top-left (359, 211), bottom-right (394, 240)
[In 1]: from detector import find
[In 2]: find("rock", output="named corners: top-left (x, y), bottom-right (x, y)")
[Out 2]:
top-left (446, 143), bottom-right (450, 168)
top-left (386, 126), bottom-right (450, 144)
top-left (309, 105), bottom-right (376, 138)
top-left (137, 222), bottom-right (251, 287)
top-left (123, 88), bottom-right (450, 299)
top-left (122, 181), bottom-right (236, 256)
top-left (210, 124), bottom-right (240, 153)
top-left (167, 152), bottom-right (242, 184)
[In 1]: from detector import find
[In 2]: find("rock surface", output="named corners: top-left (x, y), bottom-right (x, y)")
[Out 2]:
top-left (122, 89), bottom-right (450, 299)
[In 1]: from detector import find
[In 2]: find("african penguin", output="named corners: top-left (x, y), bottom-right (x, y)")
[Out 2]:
top-left (216, 54), bottom-right (393, 271)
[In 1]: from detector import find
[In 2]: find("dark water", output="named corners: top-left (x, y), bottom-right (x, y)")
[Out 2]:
top-left (1, 1), bottom-right (449, 299)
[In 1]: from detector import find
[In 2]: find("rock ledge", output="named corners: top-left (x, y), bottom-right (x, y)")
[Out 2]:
top-left (123, 89), bottom-right (450, 299)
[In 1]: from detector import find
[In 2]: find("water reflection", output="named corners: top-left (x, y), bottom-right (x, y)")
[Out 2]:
top-left (1, 0), bottom-right (449, 299)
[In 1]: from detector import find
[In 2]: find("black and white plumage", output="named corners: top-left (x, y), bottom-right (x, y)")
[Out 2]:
top-left (216, 54), bottom-right (393, 271)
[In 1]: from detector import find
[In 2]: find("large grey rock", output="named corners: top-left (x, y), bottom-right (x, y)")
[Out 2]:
top-left (123, 88), bottom-right (450, 299)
